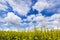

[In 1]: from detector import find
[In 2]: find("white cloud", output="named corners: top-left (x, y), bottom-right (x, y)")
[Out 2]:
top-left (27, 15), bottom-right (35, 21)
top-left (0, 0), bottom-right (6, 4)
top-left (25, 13), bottom-right (60, 30)
top-left (45, 0), bottom-right (60, 13)
top-left (32, 1), bottom-right (49, 12)
top-left (0, 3), bottom-right (8, 11)
top-left (0, 0), bottom-right (32, 15)
top-left (0, 12), bottom-right (22, 31)
top-left (33, 14), bottom-right (45, 22)
top-left (0, 17), bottom-right (5, 22)
top-left (0, 0), bottom-right (60, 31)
top-left (6, 0), bottom-right (31, 15)
top-left (4, 12), bottom-right (21, 25)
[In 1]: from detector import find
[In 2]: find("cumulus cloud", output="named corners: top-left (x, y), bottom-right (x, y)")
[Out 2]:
top-left (0, 0), bottom-right (32, 15)
top-left (32, 0), bottom-right (49, 12)
top-left (25, 13), bottom-right (60, 30)
top-left (0, 17), bottom-right (5, 22)
top-left (0, 3), bottom-right (7, 11)
top-left (6, 0), bottom-right (32, 15)
top-left (0, 12), bottom-right (22, 31)
top-left (4, 12), bottom-right (21, 25)
top-left (45, 0), bottom-right (60, 13)
top-left (0, 0), bottom-right (60, 31)
top-left (0, 0), bottom-right (32, 30)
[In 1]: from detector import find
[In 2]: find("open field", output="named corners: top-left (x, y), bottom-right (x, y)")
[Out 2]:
top-left (0, 28), bottom-right (60, 40)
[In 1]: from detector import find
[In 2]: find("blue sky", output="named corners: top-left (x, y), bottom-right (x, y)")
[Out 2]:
top-left (0, 0), bottom-right (60, 31)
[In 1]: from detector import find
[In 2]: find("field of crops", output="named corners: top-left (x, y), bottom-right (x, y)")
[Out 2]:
top-left (0, 27), bottom-right (60, 40)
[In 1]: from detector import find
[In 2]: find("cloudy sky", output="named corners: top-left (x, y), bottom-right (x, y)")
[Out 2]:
top-left (0, 0), bottom-right (60, 30)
